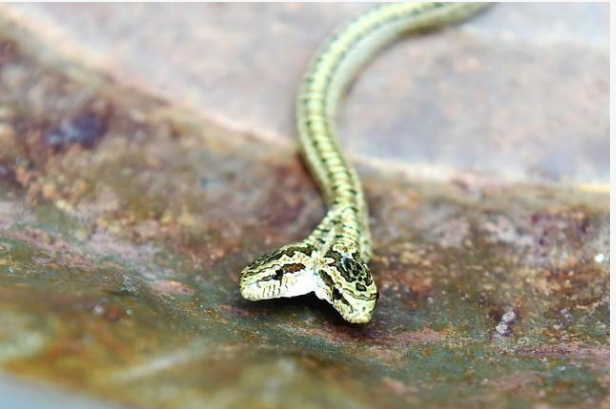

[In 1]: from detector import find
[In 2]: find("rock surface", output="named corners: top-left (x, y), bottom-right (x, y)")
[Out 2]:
top-left (0, 4), bottom-right (609, 409)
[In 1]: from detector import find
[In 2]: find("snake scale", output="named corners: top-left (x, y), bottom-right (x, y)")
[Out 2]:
top-left (240, 2), bottom-right (490, 323)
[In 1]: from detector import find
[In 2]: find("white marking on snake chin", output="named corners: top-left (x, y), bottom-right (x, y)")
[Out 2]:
top-left (278, 268), bottom-right (318, 298)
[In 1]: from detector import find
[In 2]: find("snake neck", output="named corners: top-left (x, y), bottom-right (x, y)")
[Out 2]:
top-left (304, 203), bottom-right (371, 262)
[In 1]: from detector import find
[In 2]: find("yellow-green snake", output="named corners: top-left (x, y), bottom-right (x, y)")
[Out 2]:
top-left (240, 2), bottom-right (491, 323)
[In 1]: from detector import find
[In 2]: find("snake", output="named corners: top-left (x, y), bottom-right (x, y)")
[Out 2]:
top-left (240, 2), bottom-right (491, 323)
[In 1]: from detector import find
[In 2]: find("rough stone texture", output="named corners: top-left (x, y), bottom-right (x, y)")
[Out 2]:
top-left (0, 4), bottom-right (610, 409)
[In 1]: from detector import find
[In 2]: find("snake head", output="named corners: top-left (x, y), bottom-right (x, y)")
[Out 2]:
top-left (240, 241), bottom-right (378, 324)
top-left (315, 244), bottom-right (378, 324)
top-left (240, 244), bottom-right (315, 301)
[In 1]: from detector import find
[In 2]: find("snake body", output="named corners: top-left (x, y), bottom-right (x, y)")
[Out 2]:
top-left (240, 2), bottom-right (490, 323)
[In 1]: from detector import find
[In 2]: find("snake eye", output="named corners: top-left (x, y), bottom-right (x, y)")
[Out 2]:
top-left (269, 263), bottom-right (305, 282)
top-left (332, 288), bottom-right (343, 300)
top-left (273, 270), bottom-right (284, 281)
top-left (331, 288), bottom-right (351, 306)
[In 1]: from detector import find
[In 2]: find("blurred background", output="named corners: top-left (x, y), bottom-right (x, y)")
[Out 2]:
top-left (0, 3), bottom-right (609, 409)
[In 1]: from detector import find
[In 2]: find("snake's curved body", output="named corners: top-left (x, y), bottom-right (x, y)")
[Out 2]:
top-left (240, 2), bottom-right (490, 323)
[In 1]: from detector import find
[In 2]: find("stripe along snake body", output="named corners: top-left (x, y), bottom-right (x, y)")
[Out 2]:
top-left (240, 3), bottom-right (490, 323)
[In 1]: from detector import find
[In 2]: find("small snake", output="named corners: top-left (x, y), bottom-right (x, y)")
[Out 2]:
top-left (240, 2), bottom-right (491, 323)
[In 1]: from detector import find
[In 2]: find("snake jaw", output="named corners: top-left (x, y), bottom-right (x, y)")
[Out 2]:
top-left (314, 281), bottom-right (377, 324)
top-left (240, 269), bottom-right (316, 301)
